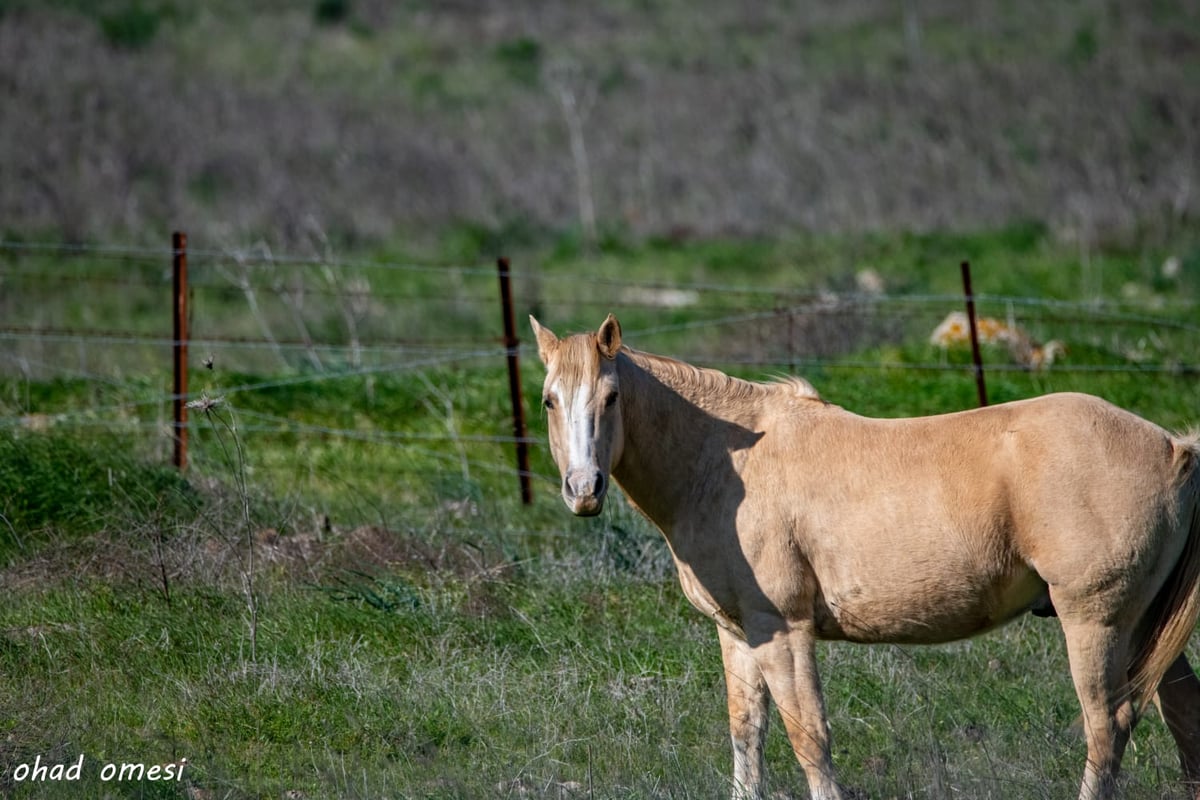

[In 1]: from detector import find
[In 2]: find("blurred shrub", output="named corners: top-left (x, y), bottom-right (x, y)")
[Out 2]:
top-left (494, 37), bottom-right (543, 87)
top-left (314, 0), bottom-right (349, 26)
top-left (99, 2), bottom-right (162, 49)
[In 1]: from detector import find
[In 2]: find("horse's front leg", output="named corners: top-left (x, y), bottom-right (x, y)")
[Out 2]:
top-left (719, 625), bottom-right (770, 800)
top-left (749, 618), bottom-right (843, 800)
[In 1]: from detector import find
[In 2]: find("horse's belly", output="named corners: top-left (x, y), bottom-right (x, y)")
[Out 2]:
top-left (815, 567), bottom-right (1046, 644)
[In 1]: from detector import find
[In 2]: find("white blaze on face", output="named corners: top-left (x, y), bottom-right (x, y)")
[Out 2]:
top-left (565, 379), bottom-right (596, 473)
top-left (549, 379), bottom-right (598, 474)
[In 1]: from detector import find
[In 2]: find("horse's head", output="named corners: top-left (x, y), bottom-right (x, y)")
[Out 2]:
top-left (530, 314), bottom-right (624, 516)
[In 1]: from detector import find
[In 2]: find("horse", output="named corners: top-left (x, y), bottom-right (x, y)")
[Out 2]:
top-left (530, 313), bottom-right (1200, 800)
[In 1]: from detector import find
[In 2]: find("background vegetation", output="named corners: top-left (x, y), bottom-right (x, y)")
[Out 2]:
top-left (0, 0), bottom-right (1197, 251)
top-left (1, 1), bottom-right (1200, 799)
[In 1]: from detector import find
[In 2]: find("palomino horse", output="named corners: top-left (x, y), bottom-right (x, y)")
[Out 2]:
top-left (531, 314), bottom-right (1200, 800)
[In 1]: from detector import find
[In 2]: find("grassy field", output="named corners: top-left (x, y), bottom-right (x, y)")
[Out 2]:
top-left (2, 230), bottom-right (1200, 798)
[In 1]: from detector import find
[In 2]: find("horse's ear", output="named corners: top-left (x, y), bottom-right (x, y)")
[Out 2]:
top-left (530, 316), bottom-right (558, 365)
top-left (597, 313), bottom-right (622, 360)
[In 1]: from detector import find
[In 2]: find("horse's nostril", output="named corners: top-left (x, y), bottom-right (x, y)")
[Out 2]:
top-left (593, 472), bottom-right (605, 495)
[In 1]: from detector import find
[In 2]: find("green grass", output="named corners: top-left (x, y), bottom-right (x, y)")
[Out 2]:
top-left (2, 229), bottom-right (1200, 797)
top-left (0, 428), bottom-right (191, 545)
top-left (1, 550), bottom-right (1194, 798)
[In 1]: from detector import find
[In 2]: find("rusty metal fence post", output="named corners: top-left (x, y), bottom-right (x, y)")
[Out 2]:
top-left (172, 231), bottom-right (189, 470)
top-left (497, 257), bottom-right (532, 505)
top-left (960, 260), bottom-right (988, 407)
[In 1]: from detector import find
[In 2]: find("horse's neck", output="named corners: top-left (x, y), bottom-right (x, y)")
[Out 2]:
top-left (612, 352), bottom-right (761, 529)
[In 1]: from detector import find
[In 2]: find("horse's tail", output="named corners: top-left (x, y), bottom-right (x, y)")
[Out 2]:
top-left (1128, 433), bottom-right (1200, 710)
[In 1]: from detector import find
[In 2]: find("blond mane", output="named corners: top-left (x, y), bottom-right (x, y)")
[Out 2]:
top-left (622, 347), bottom-right (822, 404)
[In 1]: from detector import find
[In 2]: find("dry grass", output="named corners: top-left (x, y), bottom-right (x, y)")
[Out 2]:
top-left (1, 2), bottom-right (1197, 248)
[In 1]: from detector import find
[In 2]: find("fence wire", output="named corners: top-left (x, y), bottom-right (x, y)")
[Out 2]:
top-left (2, 238), bottom-right (1198, 523)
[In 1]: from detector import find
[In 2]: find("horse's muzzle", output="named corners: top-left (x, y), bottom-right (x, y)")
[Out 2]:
top-left (564, 470), bottom-right (606, 516)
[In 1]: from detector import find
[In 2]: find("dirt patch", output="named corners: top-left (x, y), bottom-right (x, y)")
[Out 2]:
top-left (1, 522), bottom-right (515, 598)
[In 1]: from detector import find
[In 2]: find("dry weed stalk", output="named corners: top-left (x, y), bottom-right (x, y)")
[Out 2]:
top-left (188, 393), bottom-right (261, 663)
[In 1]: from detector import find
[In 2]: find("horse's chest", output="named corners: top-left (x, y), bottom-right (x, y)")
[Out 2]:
top-left (673, 559), bottom-right (747, 638)
top-left (668, 524), bottom-right (811, 642)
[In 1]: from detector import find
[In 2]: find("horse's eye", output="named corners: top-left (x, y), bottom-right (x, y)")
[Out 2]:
top-left (543, 396), bottom-right (555, 410)
top-left (604, 391), bottom-right (619, 408)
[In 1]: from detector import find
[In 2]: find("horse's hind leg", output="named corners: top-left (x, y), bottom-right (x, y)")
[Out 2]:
top-left (1155, 653), bottom-right (1200, 798)
top-left (1061, 620), bottom-right (1137, 800)
top-left (719, 626), bottom-right (770, 800)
